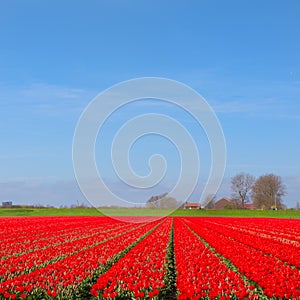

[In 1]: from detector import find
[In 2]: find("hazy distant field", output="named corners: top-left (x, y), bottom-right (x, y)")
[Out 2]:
top-left (0, 207), bottom-right (300, 218)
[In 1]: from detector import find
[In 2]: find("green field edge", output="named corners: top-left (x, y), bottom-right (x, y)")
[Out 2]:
top-left (1, 207), bottom-right (300, 218)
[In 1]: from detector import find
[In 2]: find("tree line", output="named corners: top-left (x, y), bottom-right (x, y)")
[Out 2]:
top-left (146, 172), bottom-right (289, 210)
top-left (146, 193), bottom-right (178, 209)
top-left (230, 172), bottom-right (286, 210)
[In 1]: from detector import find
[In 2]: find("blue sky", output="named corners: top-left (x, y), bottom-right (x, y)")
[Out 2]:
top-left (0, 1), bottom-right (299, 208)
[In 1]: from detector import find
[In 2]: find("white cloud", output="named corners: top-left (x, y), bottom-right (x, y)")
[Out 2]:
top-left (211, 99), bottom-right (268, 114)
top-left (0, 180), bottom-right (86, 207)
top-left (0, 82), bottom-right (96, 118)
top-left (0, 175), bottom-right (298, 208)
top-left (210, 98), bottom-right (300, 120)
top-left (19, 83), bottom-right (87, 100)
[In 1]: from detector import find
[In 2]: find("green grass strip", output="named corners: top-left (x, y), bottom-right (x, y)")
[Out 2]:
top-left (159, 218), bottom-right (177, 300)
top-left (1, 207), bottom-right (300, 219)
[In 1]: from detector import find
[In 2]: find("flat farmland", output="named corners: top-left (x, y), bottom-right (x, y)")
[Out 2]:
top-left (1, 216), bottom-right (300, 299)
top-left (1, 207), bottom-right (300, 218)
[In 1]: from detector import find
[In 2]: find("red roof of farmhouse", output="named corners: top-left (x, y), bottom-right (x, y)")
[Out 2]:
top-left (184, 202), bottom-right (201, 207)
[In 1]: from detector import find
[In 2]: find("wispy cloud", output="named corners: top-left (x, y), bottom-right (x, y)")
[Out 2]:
top-left (0, 179), bottom-right (173, 208)
top-left (0, 153), bottom-right (34, 159)
top-left (20, 83), bottom-right (87, 100)
top-left (2, 79), bottom-right (298, 121)
top-left (0, 83), bottom-right (95, 117)
top-left (211, 99), bottom-right (271, 114)
top-left (227, 164), bottom-right (300, 172)
top-left (209, 98), bottom-right (300, 120)
top-left (183, 71), bottom-right (300, 120)
top-left (0, 174), bottom-right (298, 208)
top-left (0, 180), bottom-right (86, 207)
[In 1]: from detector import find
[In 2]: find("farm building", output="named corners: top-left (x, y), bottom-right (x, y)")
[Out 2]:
top-left (183, 202), bottom-right (201, 210)
top-left (214, 197), bottom-right (234, 210)
top-left (214, 198), bottom-right (257, 210)
top-left (244, 203), bottom-right (257, 210)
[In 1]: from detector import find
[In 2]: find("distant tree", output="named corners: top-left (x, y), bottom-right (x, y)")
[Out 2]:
top-left (146, 193), bottom-right (168, 208)
top-left (159, 196), bottom-right (178, 209)
top-left (78, 202), bottom-right (88, 208)
top-left (295, 201), bottom-right (300, 211)
top-left (147, 196), bottom-right (158, 208)
top-left (231, 173), bottom-right (255, 209)
top-left (252, 174), bottom-right (286, 210)
top-left (146, 193), bottom-right (178, 209)
top-left (203, 194), bottom-right (216, 209)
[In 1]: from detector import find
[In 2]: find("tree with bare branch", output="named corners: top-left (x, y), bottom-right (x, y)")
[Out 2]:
top-left (231, 172), bottom-right (255, 209)
top-left (146, 193), bottom-right (178, 209)
top-left (203, 194), bottom-right (216, 209)
top-left (252, 174), bottom-right (286, 210)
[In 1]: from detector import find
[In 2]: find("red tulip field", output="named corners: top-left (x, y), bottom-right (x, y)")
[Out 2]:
top-left (0, 216), bottom-right (300, 299)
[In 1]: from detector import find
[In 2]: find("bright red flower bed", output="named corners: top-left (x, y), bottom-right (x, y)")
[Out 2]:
top-left (0, 216), bottom-right (300, 299)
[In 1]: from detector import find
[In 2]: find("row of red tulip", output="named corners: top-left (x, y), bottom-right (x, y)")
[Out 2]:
top-left (1, 216), bottom-right (300, 299)
top-left (0, 221), bottom-right (135, 281)
top-left (0, 218), bottom-right (159, 299)
top-left (174, 218), bottom-right (257, 300)
top-left (209, 217), bottom-right (300, 245)
top-left (203, 218), bottom-right (300, 268)
top-left (90, 218), bottom-right (172, 299)
top-left (185, 217), bottom-right (300, 299)
top-left (0, 217), bottom-right (125, 259)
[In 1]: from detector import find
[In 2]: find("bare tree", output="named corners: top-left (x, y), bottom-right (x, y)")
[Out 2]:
top-left (146, 196), bottom-right (160, 208)
top-left (146, 193), bottom-right (178, 209)
top-left (252, 174), bottom-right (286, 210)
top-left (203, 194), bottom-right (216, 209)
top-left (231, 173), bottom-right (255, 209)
top-left (295, 201), bottom-right (300, 211)
top-left (159, 196), bottom-right (178, 209)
